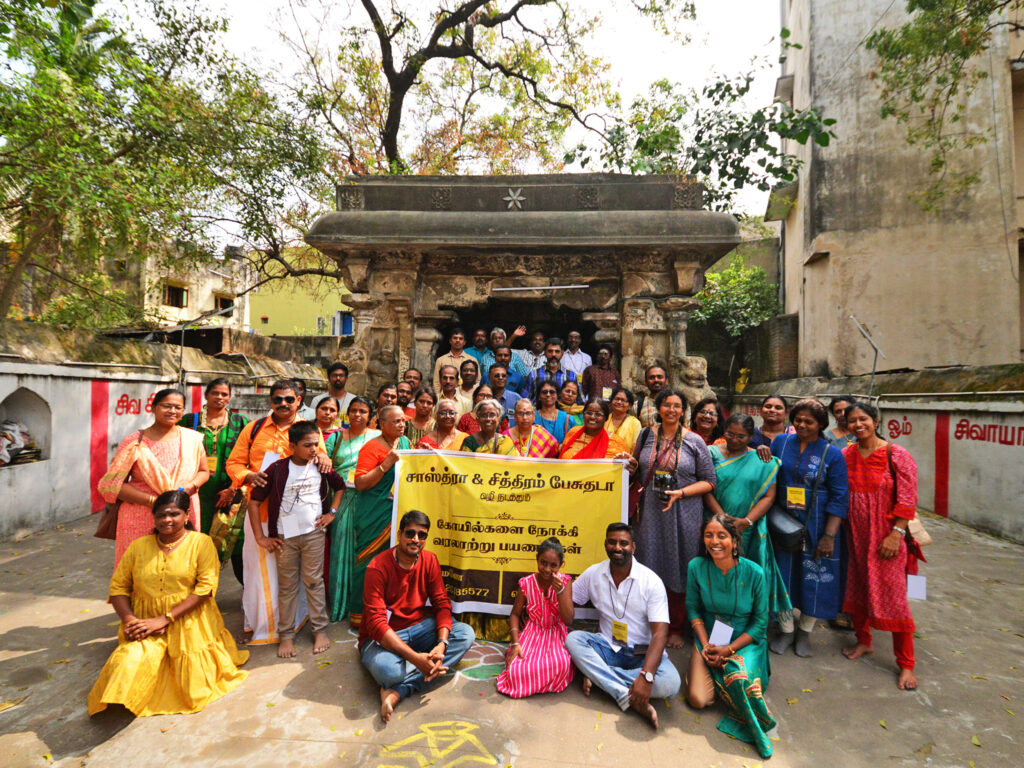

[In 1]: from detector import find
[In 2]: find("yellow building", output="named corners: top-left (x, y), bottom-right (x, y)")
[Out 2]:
top-left (246, 250), bottom-right (352, 336)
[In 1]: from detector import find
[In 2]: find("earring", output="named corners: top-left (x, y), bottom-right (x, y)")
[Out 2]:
top-left (732, 547), bottom-right (738, 559)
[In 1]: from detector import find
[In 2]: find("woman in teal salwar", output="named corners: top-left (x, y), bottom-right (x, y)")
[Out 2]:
top-left (324, 396), bottom-right (379, 622)
top-left (349, 404), bottom-right (411, 628)
top-left (686, 515), bottom-right (777, 759)
top-left (705, 413), bottom-right (793, 618)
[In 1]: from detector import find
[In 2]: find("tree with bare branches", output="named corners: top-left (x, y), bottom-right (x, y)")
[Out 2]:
top-left (286, 0), bottom-right (695, 174)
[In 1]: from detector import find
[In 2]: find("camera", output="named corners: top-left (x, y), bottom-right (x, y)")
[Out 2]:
top-left (653, 470), bottom-right (676, 503)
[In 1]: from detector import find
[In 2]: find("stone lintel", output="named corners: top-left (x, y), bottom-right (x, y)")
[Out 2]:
top-left (306, 210), bottom-right (739, 267)
top-left (335, 173), bottom-right (705, 212)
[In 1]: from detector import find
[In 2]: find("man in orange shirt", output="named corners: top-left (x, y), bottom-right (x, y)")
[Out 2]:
top-left (226, 380), bottom-right (329, 645)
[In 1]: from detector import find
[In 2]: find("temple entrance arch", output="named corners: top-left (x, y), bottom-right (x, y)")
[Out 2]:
top-left (452, 298), bottom-right (597, 356)
top-left (306, 173), bottom-right (740, 399)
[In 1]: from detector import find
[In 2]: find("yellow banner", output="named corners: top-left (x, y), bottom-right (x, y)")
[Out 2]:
top-left (392, 450), bottom-right (627, 614)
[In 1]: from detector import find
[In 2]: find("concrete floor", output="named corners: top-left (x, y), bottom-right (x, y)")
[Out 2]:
top-left (1, 513), bottom-right (1022, 768)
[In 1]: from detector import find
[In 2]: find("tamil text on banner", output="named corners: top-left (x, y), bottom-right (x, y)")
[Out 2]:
top-left (392, 450), bottom-right (627, 615)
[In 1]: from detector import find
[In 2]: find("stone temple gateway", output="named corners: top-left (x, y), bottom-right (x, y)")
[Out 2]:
top-left (305, 173), bottom-right (740, 399)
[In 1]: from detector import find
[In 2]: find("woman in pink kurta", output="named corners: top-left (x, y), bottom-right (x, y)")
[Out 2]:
top-left (98, 390), bottom-right (208, 567)
top-left (840, 401), bottom-right (920, 690)
top-left (497, 538), bottom-right (574, 698)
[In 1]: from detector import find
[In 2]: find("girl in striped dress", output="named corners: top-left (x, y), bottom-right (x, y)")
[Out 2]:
top-left (497, 538), bottom-right (575, 698)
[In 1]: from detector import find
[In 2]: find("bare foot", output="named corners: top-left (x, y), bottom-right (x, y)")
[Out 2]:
top-left (242, 629), bottom-right (254, 645)
top-left (313, 632), bottom-right (331, 654)
top-left (667, 633), bottom-right (685, 649)
top-left (630, 699), bottom-right (660, 729)
top-left (898, 668), bottom-right (918, 690)
top-left (380, 688), bottom-right (401, 722)
top-left (842, 643), bottom-right (874, 660)
top-left (582, 676), bottom-right (592, 696)
top-left (277, 638), bottom-right (296, 658)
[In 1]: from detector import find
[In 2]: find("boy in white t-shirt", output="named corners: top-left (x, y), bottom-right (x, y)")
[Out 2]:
top-left (249, 421), bottom-right (345, 657)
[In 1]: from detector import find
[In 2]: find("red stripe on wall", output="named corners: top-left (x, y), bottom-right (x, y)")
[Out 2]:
top-left (191, 384), bottom-right (202, 413)
top-left (934, 411), bottom-right (950, 518)
top-left (89, 380), bottom-right (110, 513)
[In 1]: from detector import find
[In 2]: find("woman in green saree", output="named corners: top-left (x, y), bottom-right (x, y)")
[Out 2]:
top-left (178, 378), bottom-right (248, 581)
top-left (704, 413), bottom-right (793, 618)
top-left (686, 514), bottom-right (777, 759)
top-left (349, 404), bottom-right (410, 628)
top-left (324, 396), bottom-right (380, 622)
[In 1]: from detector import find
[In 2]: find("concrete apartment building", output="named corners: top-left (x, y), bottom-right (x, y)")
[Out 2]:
top-left (113, 245), bottom-right (251, 329)
top-left (772, 0), bottom-right (1024, 377)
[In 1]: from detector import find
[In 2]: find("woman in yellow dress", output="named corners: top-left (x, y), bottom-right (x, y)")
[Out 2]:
top-left (88, 490), bottom-right (249, 717)
top-left (605, 387), bottom-right (642, 452)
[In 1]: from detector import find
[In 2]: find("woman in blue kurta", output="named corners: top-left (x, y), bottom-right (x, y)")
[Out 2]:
top-left (686, 514), bottom-right (776, 759)
top-left (769, 398), bottom-right (849, 658)
top-left (705, 413), bottom-right (793, 618)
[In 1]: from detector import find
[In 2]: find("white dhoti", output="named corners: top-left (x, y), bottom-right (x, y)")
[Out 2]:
top-left (242, 520), bottom-right (307, 643)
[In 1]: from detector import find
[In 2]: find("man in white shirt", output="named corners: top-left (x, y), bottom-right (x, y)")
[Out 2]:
top-left (566, 522), bottom-right (680, 728)
top-left (561, 330), bottom-right (592, 378)
top-left (310, 363), bottom-right (355, 428)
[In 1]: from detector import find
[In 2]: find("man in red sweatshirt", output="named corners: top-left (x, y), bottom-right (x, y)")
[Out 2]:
top-left (358, 509), bottom-right (475, 721)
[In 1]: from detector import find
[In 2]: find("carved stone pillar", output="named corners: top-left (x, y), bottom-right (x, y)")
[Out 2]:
top-left (390, 297), bottom-right (414, 377)
top-left (413, 310), bottom-right (456, 374)
top-left (620, 298), bottom-right (666, 391)
top-left (657, 296), bottom-right (712, 404)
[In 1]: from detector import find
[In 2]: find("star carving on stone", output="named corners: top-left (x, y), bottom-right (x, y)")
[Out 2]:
top-left (502, 187), bottom-right (525, 210)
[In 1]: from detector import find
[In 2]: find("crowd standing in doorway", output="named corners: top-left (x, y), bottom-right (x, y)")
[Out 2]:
top-left (89, 324), bottom-right (924, 760)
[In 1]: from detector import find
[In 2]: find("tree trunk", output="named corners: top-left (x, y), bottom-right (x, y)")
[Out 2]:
top-left (0, 214), bottom-right (56, 331)
top-left (382, 86), bottom-right (410, 172)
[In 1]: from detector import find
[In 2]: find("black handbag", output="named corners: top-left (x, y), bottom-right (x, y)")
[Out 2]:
top-left (767, 439), bottom-right (829, 553)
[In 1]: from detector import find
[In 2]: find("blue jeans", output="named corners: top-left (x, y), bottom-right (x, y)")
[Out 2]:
top-left (565, 630), bottom-right (680, 710)
top-left (360, 618), bottom-right (475, 701)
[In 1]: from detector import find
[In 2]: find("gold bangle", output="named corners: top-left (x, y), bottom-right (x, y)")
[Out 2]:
top-left (726, 644), bottom-right (735, 656)
top-left (690, 618), bottom-right (705, 626)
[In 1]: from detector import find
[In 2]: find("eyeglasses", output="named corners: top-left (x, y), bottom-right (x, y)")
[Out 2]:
top-left (437, 410), bottom-right (457, 417)
top-left (272, 395), bottom-right (297, 404)
top-left (697, 409), bottom-right (717, 417)
top-left (402, 529), bottom-right (429, 540)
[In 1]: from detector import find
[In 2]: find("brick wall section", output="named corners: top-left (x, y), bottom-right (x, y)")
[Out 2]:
top-left (745, 313), bottom-right (799, 383)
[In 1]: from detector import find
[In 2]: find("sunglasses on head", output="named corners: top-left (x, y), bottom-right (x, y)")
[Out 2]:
top-left (272, 395), bottom-right (297, 404)
top-left (402, 529), bottom-right (429, 540)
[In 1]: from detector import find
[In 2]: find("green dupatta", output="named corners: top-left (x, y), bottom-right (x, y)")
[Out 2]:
top-left (709, 446), bottom-right (793, 617)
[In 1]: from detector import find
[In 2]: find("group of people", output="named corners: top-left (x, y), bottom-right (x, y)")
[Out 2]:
top-left (86, 328), bottom-right (923, 761)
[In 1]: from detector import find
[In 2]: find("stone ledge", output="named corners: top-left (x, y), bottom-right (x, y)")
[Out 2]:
top-left (335, 172), bottom-right (706, 212)
top-left (307, 210), bottom-right (740, 254)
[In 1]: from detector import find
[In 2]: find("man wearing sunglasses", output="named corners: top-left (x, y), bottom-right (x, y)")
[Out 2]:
top-left (226, 380), bottom-right (331, 645)
top-left (358, 510), bottom-right (475, 723)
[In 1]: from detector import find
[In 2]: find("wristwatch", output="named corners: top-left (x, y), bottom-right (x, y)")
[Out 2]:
top-left (439, 637), bottom-right (450, 647)
top-left (641, 669), bottom-right (654, 683)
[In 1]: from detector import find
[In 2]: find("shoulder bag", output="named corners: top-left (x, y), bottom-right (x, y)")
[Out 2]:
top-left (627, 427), bottom-right (656, 521)
top-left (94, 431), bottom-right (145, 540)
top-left (887, 443), bottom-right (931, 547)
top-left (767, 438), bottom-right (829, 553)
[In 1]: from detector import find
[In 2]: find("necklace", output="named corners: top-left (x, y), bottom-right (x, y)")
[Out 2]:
top-left (158, 530), bottom-right (189, 553)
top-left (607, 572), bottom-right (635, 620)
top-left (514, 426), bottom-right (534, 454)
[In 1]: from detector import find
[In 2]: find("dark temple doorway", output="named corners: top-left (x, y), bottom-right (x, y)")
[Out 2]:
top-left (451, 299), bottom-right (600, 356)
